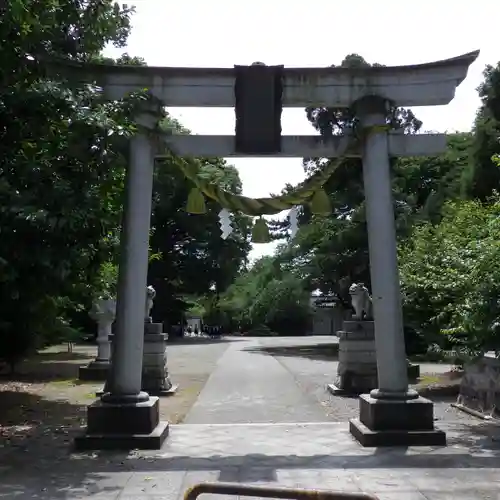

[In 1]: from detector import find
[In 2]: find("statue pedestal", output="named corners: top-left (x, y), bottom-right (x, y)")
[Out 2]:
top-left (142, 323), bottom-right (177, 396)
top-left (97, 324), bottom-right (178, 397)
top-left (79, 333), bottom-right (112, 381)
top-left (329, 320), bottom-right (378, 394)
top-left (79, 360), bottom-right (110, 381)
top-left (327, 320), bottom-right (421, 395)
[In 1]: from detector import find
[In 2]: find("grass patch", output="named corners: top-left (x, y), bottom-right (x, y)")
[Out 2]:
top-left (33, 351), bottom-right (92, 362)
top-left (46, 378), bottom-right (99, 387)
top-left (409, 346), bottom-right (473, 366)
top-left (418, 374), bottom-right (442, 385)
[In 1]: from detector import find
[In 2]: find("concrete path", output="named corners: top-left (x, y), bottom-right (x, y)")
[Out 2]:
top-left (185, 336), bottom-right (469, 425)
top-left (1, 336), bottom-right (489, 499)
top-left (2, 421), bottom-right (499, 499)
top-left (184, 338), bottom-right (329, 424)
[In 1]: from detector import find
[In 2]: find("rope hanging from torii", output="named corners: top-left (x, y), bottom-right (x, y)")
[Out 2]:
top-left (176, 126), bottom-right (389, 243)
top-left (178, 152), bottom-right (343, 243)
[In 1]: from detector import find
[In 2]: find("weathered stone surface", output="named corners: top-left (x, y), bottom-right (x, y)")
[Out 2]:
top-left (74, 397), bottom-right (169, 450)
top-left (78, 360), bottom-right (109, 381)
top-left (350, 417), bottom-right (447, 447)
top-left (457, 354), bottom-right (500, 418)
top-left (350, 394), bottom-right (446, 447)
top-left (145, 322), bottom-right (163, 335)
top-left (335, 321), bottom-right (421, 393)
top-left (49, 51), bottom-right (479, 107)
top-left (5, 420), bottom-right (498, 498)
top-left (343, 320), bottom-right (375, 334)
top-left (142, 325), bottom-right (173, 394)
top-left (106, 326), bottom-right (174, 394)
top-left (143, 339), bottom-right (166, 354)
top-left (336, 321), bottom-right (378, 393)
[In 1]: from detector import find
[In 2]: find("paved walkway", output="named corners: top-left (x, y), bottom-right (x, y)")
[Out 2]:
top-left (184, 338), bottom-right (328, 424)
top-left (1, 336), bottom-right (499, 499)
top-left (2, 422), bottom-right (499, 499)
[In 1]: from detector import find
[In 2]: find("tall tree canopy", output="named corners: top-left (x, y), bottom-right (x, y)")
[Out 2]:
top-left (0, 0), bottom-right (251, 364)
top-left (462, 62), bottom-right (500, 200)
top-left (0, 0), bottom-right (138, 364)
top-left (400, 196), bottom-right (500, 353)
top-left (150, 115), bottom-right (251, 325)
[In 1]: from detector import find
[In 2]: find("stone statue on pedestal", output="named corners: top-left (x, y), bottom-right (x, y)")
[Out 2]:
top-left (326, 283), bottom-right (377, 395)
top-left (90, 298), bottom-right (117, 326)
top-left (145, 285), bottom-right (156, 323)
top-left (79, 298), bottom-right (116, 381)
top-left (89, 298), bottom-right (116, 362)
top-left (140, 284), bottom-right (177, 395)
top-left (349, 282), bottom-right (373, 320)
top-left (329, 282), bottom-right (418, 396)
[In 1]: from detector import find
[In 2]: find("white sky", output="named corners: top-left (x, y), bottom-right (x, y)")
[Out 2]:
top-left (104, 0), bottom-right (500, 261)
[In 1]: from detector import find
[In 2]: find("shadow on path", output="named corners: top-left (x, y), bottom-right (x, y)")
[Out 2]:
top-left (0, 350), bottom-right (94, 383)
top-left (0, 368), bottom-right (86, 383)
top-left (0, 389), bottom-right (86, 461)
top-left (244, 342), bottom-right (340, 361)
top-left (1, 422), bottom-right (499, 498)
top-left (168, 336), bottom-right (244, 346)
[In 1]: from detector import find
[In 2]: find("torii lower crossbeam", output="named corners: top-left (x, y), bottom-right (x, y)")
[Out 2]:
top-left (162, 133), bottom-right (447, 158)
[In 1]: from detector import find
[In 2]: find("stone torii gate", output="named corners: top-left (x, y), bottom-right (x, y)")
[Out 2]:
top-left (48, 50), bottom-right (479, 450)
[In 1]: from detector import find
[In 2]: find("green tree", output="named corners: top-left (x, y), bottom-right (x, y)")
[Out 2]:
top-left (271, 55), bottom-right (467, 299)
top-left (148, 115), bottom-right (252, 327)
top-left (400, 196), bottom-right (500, 353)
top-left (0, 0), bottom-right (252, 365)
top-left (462, 61), bottom-right (500, 200)
top-left (0, 0), bottom-right (138, 367)
top-left (395, 133), bottom-right (473, 223)
top-left (219, 256), bottom-right (312, 335)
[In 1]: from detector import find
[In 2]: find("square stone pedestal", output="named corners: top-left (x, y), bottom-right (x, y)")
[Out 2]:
top-left (349, 394), bottom-right (446, 447)
top-left (74, 396), bottom-right (169, 450)
top-left (336, 321), bottom-right (378, 394)
top-left (143, 323), bottom-right (178, 396)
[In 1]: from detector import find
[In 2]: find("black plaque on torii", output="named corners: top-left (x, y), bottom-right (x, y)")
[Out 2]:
top-left (234, 62), bottom-right (284, 155)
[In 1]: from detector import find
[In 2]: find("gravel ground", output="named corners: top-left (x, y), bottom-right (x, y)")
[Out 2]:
top-left (253, 336), bottom-right (475, 424)
top-left (0, 339), bottom-right (231, 462)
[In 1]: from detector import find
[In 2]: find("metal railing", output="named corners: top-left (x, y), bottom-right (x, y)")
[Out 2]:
top-left (184, 482), bottom-right (378, 500)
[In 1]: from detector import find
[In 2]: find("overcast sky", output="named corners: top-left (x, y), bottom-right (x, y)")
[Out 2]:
top-left (104, 0), bottom-right (499, 261)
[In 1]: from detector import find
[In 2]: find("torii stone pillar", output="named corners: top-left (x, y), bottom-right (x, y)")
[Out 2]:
top-left (357, 96), bottom-right (408, 395)
top-left (348, 95), bottom-right (441, 446)
top-left (75, 111), bottom-right (169, 450)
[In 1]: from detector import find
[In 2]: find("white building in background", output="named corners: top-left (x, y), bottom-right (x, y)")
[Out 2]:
top-left (185, 314), bottom-right (202, 333)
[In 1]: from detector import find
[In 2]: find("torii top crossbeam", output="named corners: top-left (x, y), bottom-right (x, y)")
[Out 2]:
top-left (44, 51), bottom-right (479, 107)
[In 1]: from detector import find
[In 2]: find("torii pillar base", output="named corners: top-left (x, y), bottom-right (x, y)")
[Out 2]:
top-left (74, 395), bottom-right (169, 451)
top-left (349, 393), bottom-right (446, 447)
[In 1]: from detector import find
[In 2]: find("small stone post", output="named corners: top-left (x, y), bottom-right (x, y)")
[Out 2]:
top-left (78, 298), bottom-right (115, 381)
